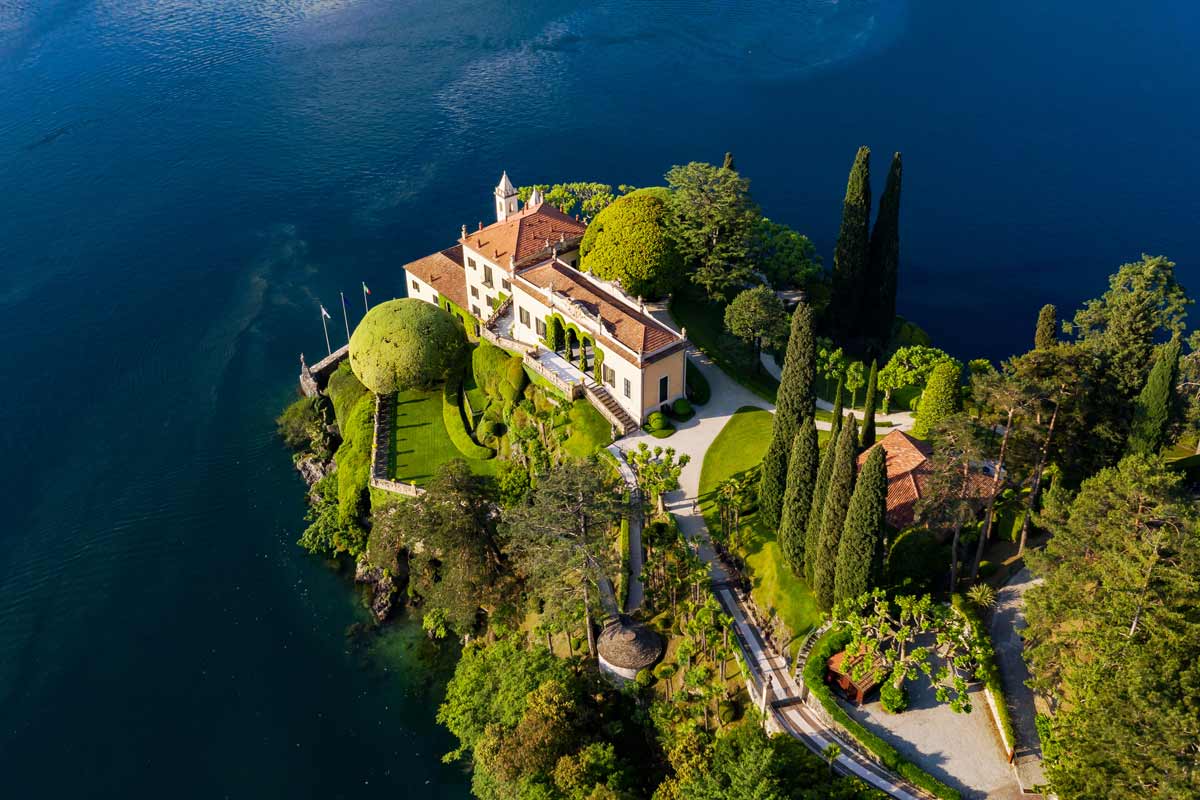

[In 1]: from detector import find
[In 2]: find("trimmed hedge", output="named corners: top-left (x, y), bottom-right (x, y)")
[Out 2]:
top-left (442, 371), bottom-right (495, 460)
top-left (803, 628), bottom-right (962, 800)
top-left (950, 594), bottom-right (1017, 753)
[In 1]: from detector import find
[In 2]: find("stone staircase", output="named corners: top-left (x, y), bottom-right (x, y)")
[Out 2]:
top-left (584, 381), bottom-right (639, 436)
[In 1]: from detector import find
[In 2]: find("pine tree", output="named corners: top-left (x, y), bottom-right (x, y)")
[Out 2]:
top-left (831, 146), bottom-right (872, 340)
top-left (758, 302), bottom-right (816, 527)
top-left (813, 415), bottom-right (859, 611)
top-left (912, 361), bottom-right (961, 438)
top-left (861, 360), bottom-right (879, 448)
top-left (1035, 303), bottom-right (1058, 350)
top-left (722, 151), bottom-right (736, 171)
top-left (778, 418), bottom-right (819, 576)
top-left (834, 446), bottom-right (888, 606)
top-left (1128, 339), bottom-right (1181, 455)
top-left (867, 152), bottom-right (902, 343)
top-left (804, 430), bottom-right (837, 585)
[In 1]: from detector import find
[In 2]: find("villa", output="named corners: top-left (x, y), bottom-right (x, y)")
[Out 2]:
top-left (402, 172), bottom-right (689, 432)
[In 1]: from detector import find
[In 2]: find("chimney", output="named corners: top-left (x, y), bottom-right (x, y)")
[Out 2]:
top-left (461, 224), bottom-right (467, 239)
top-left (478, 221), bottom-right (483, 231)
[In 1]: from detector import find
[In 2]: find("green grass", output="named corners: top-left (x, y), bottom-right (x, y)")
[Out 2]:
top-left (390, 386), bottom-right (495, 485)
top-left (562, 400), bottom-right (613, 459)
top-left (670, 289), bottom-right (779, 403)
top-left (698, 406), bottom-right (824, 643)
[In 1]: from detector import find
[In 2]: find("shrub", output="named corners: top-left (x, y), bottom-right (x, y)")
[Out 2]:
top-left (880, 676), bottom-right (909, 713)
top-left (967, 583), bottom-right (997, 609)
top-left (686, 359), bottom-right (711, 405)
top-left (635, 668), bottom-right (655, 689)
top-left (887, 527), bottom-right (949, 594)
top-left (803, 629), bottom-right (961, 800)
top-left (579, 192), bottom-right (682, 298)
top-left (977, 560), bottom-right (999, 579)
top-left (349, 299), bottom-right (465, 393)
top-left (326, 360), bottom-right (368, 432)
top-left (442, 372), bottom-right (495, 460)
top-left (717, 698), bottom-right (741, 725)
top-left (277, 396), bottom-right (326, 452)
top-left (647, 411), bottom-right (669, 431)
top-left (672, 397), bottom-right (693, 418)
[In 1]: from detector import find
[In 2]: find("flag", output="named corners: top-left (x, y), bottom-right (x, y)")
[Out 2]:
top-left (320, 305), bottom-right (331, 320)
top-left (362, 282), bottom-right (372, 295)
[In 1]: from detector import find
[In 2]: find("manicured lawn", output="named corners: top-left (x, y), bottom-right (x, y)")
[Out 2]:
top-left (390, 386), bottom-right (495, 485)
top-left (698, 406), bottom-right (826, 646)
top-left (562, 400), bottom-right (613, 460)
top-left (670, 289), bottom-right (780, 403)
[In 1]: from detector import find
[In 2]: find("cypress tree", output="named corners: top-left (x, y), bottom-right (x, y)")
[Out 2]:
top-left (833, 446), bottom-right (888, 607)
top-left (803, 430), bottom-right (837, 585)
top-left (814, 415), bottom-right (859, 611)
top-left (1128, 339), bottom-right (1181, 455)
top-left (722, 151), bottom-right (736, 171)
top-left (861, 360), bottom-right (879, 448)
top-left (1035, 303), bottom-right (1058, 350)
top-left (831, 146), bottom-right (872, 340)
top-left (758, 302), bottom-right (816, 528)
top-left (830, 379), bottom-right (844, 435)
top-left (778, 418), bottom-right (819, 576)
top-left (867, 152), bottom-right (902, 343)
top-left (912, 361), bottom-right (961, 438)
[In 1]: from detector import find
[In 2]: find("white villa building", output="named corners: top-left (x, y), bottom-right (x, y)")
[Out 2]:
top-left (402, 172), bottom-right (688, 433)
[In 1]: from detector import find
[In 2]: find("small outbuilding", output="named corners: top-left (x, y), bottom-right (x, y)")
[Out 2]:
top-left (596, 616), bottom-right (664, 682)
top-left (826, 649), bottom-right (883, 706)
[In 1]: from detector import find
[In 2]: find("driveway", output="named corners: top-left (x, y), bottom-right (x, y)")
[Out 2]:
top-left (989, 567), bottom-right (1047, 791)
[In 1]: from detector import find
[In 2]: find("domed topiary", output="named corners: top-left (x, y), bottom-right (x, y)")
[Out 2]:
top-left (349, 299), bottom-right (465, 394)
top-left (579, 192), bottom-right (683, 299)
top-left (647, 411), bottom-right (669, 431)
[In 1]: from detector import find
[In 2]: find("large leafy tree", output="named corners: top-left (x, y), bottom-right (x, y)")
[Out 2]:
top-left (833, 590), bottom-right (979, 713)
top-left (1128, 338), bottom-right (1181, 455)
top-left (916, 414), bottom-right (986, 592)
top-left (348, 298), bottom-right (465, 393)
top-left (749, 217), bottom-right (822, 293)
top-left (778, 418), bottom-right (819, 576)
top-left (831, 146), bottom-right (872, 341)
top-left (866, 151), bottom-right (902, 344)
top-left (664, 162), bottom-right (760, 301)
top-left (1068, 253), bottom-right (1191, 398)
top-left (367, 460), bottom-right (509, 635)
top-left (1025, 455), bottom-right (1200, 799)
top-left (579, 192), bottom-right (683, 298)
top-left (813, 415), bottom-right (859, 611)
top-left (723, 285), bottom-right (789, 366)
top-left (758, 301), bottom-right (816, 527)
top-left (519, 182), bottom-right (616, 217)
top-left (504, 460), bottom-right (624, 658)
top-left (833, 445), bottom-right (888, 606)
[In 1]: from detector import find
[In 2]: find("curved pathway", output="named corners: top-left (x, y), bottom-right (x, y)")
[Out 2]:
top-left (614, 336), bottom-right (926, 799)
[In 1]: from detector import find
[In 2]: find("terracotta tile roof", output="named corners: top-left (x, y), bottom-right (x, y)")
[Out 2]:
top-left (460, 202), bottom-right (587, 268)
top-left (514, 259), bottom-right (682, 360)
top-left (857, 429), bottom-right (993, 529)
top-left (403, 245), bottom-right (467, 310)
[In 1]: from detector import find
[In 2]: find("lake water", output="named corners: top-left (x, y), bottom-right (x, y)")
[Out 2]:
top-left (2, 1), bottom-right (1197, 796)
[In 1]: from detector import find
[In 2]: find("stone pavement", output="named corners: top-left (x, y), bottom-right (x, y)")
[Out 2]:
top-left (989, 567), bottom-right (1047, 792)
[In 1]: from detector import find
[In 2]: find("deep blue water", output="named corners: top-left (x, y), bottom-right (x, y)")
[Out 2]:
top-left (1, 1), bottom-right (1198, 796)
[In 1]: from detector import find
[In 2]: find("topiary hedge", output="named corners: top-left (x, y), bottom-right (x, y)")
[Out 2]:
top-left (442, 370), bottom-right (495, 460)
top-left (349, 298), bottom-right (465, 394)
top-left (803, 628), bottom-right (962, 800)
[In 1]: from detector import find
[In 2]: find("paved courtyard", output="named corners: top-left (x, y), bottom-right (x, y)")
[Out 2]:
top-left (840, 650), bottom-right (1022, 800)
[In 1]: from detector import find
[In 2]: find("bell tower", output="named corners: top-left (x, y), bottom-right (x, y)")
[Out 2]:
top-left (495, 170), bottom-right (518, 222)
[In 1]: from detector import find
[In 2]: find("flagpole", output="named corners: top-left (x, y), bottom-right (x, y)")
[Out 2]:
top-left (362, 282), bottom-right (370, 314)
top-left (320, 306), bottom-right (331, 355)
top-left (340, 292), bottom-right (351, 343)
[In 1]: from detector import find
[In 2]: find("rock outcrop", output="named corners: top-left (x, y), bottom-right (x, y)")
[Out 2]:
top-left (355, 559), bottom-right (397, 621)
